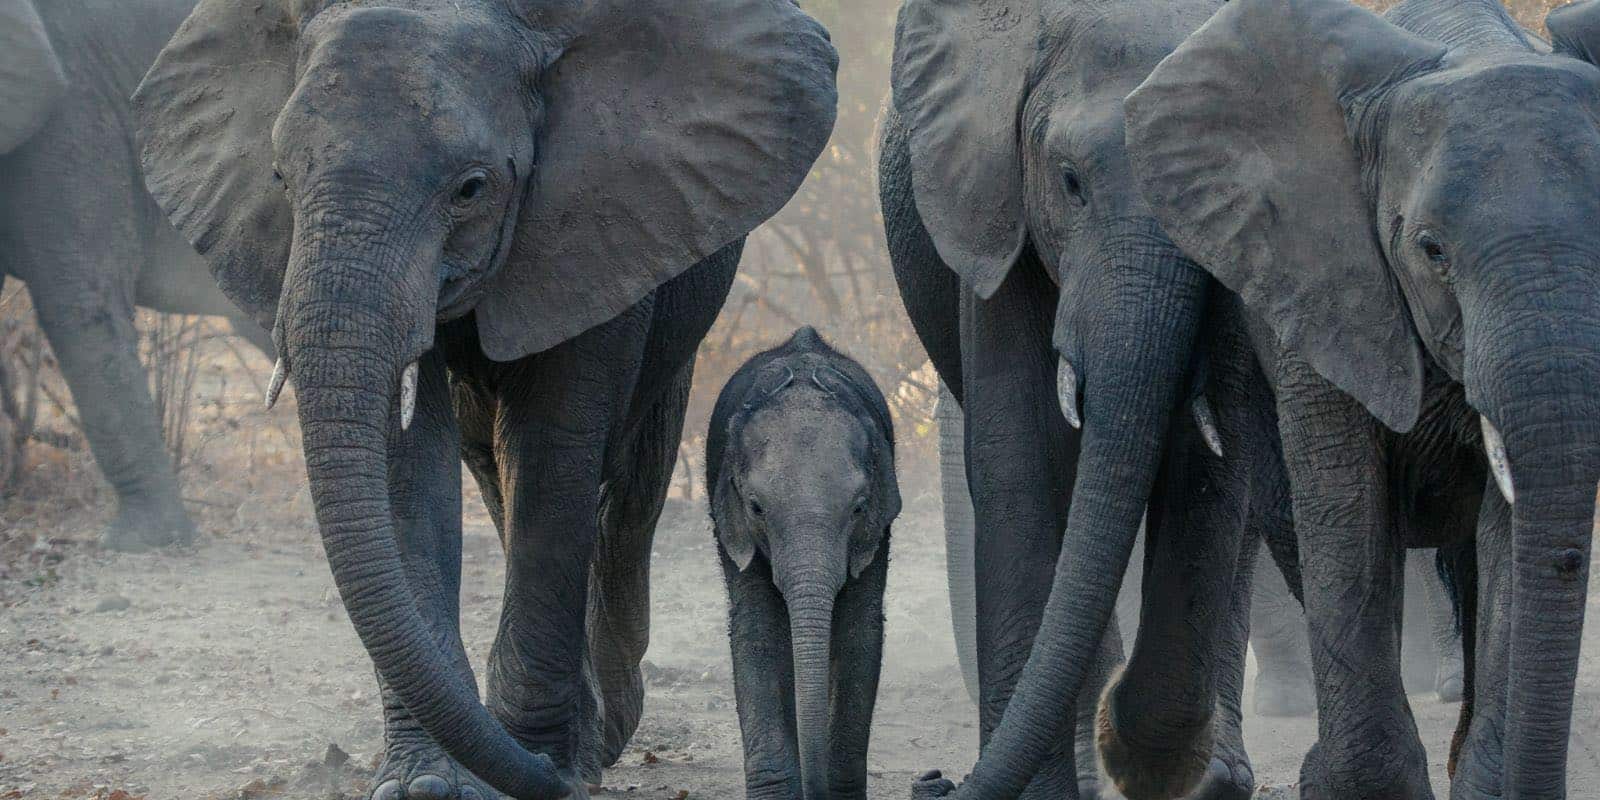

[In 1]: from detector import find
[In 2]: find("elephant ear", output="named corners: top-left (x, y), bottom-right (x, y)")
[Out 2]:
top-left (1125, 0), bottom-right (1446, 433)
top-left (711, 469), bottom-right (759, 572)
top-left (1550, 0), bottom-right (1600, 64)
top-left (891, 0), bottom-right (1039, 298)
top-left (133, 0), bottom-right (298, 330)
top-left (0, 0), bottom-right (65, 154)
top-left (477, 0), bottom-right (838, 361)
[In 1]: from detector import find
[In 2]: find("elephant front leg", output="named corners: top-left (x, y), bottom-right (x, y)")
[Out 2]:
top-left (487, 422), bottom-right (609, 788)
top-left (365, 352), bottom-right (497, 800)
top-left (1097, 424), bottom-right (1254, 800)
top-left (723, 554), bottom-right (801, 799)
top-left (1277, 361), bottom-right (1431, 800)
top-left (1451, 485), bottom-right (1510, 800)
top-left (960, 268), bottom-right (1082, 799)
top-left (827, 543), bottom-right (889, 800)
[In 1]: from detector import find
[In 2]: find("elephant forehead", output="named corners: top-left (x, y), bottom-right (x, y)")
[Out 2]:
top-left (740, 394), bottom-right (870, 489)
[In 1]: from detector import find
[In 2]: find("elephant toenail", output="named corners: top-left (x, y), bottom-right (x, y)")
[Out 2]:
top-left (371, 779), bottom-right (404, 800)
top-left (406, 775), bottom-right (452, 799)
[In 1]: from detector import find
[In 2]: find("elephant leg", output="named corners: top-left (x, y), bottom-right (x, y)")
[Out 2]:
top-left (25, 264), bottom-right (194, 550)
top-left (1420, 549), bottom-right (1466, 704)
top-left (1450, 486), bottom-right (1510, 800)
top-left (1075, 621), bottom-right (1125, 800)
top-left (483, 310), bottom-right (646, 787)
top-left (827, 538), bottom-right (889, 800)
top-left (936, 382), bottom-right (981, 707)
top-left (1098, 421), bottom-right (1253, 800)
top-left (1401, 549), bottom-right (1442, 696)
top-left (1276, 360), bottom-right (1431, 800)
top-left (588, 361), bottom-right (694, 768)
top-left (1204, 525), bottom-right (1259, 800)
top-left (1249, 537), bottom-right (1314, 718)
top-left (960, 264), bottom-right (1081, 799)
top-left (723, 554), bottom-right (801, 800)
top-left (362, 351), bottom-right (495, 800)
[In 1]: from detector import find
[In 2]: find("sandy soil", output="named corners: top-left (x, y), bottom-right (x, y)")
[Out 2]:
top-left (2, 480), bottom-right (1598, 800)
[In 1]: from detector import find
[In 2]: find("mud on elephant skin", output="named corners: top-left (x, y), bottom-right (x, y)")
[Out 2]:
top-left (883, 0), bottom-right (1285, 797)
top-left (132, 0), bottom-right (837, 797)
top-left (707, 327), bottom-right (901, 800)
top-left (1127, 0), bottom-right (1600, 796)
top-left (1, 0), bottom-right (276, 552)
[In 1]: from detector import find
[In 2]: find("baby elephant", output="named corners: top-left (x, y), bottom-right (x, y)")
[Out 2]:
top-left (708, 327), bottom-right (901, 800)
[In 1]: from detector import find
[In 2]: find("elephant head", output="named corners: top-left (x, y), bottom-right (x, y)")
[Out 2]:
top-left (892, 0), bottom-right (1222, 793)
top-left (1127, 0), bottom-right (1600, 791)
top-left (132, 2), bottom-right (836, 797)
top-left (0, 0), bottom-right (65, 154)
top-left (709, 328), bottom-right (900, 800)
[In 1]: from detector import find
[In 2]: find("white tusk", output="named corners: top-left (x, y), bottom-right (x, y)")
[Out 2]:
top-left (264, 358), bottom-right (288, 410)
top-left (1480, 415), bottom-right (1514, 504)
top-left (1192, 395), bottom-right (1224, 458)
top-left (400, 361), bottom-right (418, 431)
top-left (1057, 358), bottom-right (1081, 429)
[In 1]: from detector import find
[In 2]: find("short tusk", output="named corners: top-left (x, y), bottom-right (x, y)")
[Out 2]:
top-left (1191, 395), bottom-right (1224, 458)
top-left (1057, 358), bottom-right (1081, 429)
top-left (264, 358), bottom-right (288, 410)
top-left (400, 361), bottom-right (418, 431)
top-left (1480, 415), bottom-right (1514, 504)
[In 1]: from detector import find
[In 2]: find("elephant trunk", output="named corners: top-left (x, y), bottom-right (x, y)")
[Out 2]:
top-left (281, 225), bottom-right (567, 799)
top-left (954, 246), bottom-right (1208, 798)
top-left (777, 554), bottom-right (844, 800)
top-left (1469, 310), bottom-right (1600, 797)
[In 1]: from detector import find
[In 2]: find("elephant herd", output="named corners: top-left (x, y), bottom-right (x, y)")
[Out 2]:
top-left (4, 0), bottom-right (1600, 798)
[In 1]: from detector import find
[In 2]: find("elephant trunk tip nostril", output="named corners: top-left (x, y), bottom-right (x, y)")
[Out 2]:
top-left (1556, 548), bottom-right (1586, 579)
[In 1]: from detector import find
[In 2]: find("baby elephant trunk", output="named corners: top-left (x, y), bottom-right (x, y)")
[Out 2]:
top-left (782, 563), bottom-right (844, 800)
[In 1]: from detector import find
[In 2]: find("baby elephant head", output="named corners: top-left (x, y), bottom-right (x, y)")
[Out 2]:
top-left (709, 327), bottom-right (899, 800)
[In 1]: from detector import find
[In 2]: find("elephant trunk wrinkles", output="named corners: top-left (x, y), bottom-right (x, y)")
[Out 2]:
top-left (1472, 335), bottom-right (1600, 799)
top-left (780, 562), bottom-right (843, 800)
top-left (283, 233), bottom-right (568, 800)
top-left (956, 250), bottom-right (1209, 798)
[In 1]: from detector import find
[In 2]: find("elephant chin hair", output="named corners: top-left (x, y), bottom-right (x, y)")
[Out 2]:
top-left (1094, 666), bottom-right (1213, 800)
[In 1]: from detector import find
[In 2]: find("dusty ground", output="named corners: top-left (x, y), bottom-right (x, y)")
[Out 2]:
top-left (4, 475), bottom-right (1599, 800)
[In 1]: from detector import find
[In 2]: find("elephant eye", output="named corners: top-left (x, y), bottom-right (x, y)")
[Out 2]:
top-left (852, 500), bottom-right (867, 516)
top-left (1419, 233), bottom-right (1450, 272)
top-left (1063, 168), bottom-right (1086, 205)
top-left (453, 171), bottom-right (489, 206)
top-left (748, 498), bottom-right (765, 517)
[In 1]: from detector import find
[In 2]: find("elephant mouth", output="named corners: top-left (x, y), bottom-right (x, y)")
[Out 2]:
top-left (437, 269), bottom-right (489, 321)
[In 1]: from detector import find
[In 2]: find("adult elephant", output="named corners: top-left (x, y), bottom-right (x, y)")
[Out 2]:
top-left (1126, 0), bottom-right (1600, 796)
top-left (885, 0), bottom-right (1282, 797)
top-left (0, 0), bottom-right (275, 551)
top-left (132, 1), bottom-right (836, 798)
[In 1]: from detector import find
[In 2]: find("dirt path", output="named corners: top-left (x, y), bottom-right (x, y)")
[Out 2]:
top-left (2, 488), bottom-right (1597, 799)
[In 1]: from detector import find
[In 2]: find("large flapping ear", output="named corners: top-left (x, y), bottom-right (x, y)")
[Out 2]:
top-left (133, 0), bottom-right (298, 330)
top-left (1125, 0), bottom-right (1447, 432)
top-left (475, 0), bottom-right (838, 361)
top-left (1551, 0), bottom-right (1600, 64)
top-left (891, 0), bottom-right (1039, 299)
top-left (0, 0), bottom-right (65, 154)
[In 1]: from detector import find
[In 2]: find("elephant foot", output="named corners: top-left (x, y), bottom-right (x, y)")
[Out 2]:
top-left (1297, 739), bottom-right (1430, 800)
top-left (1252, 671), bottom-right (1313, 718)
top-left (1079, 775), bottom-right (1129, 800)
top-left (1435, 654), bottom-right (1464, 704)
top-left (1187, 757), bottom-right (1255, 800)
top-left (103, 498), bottom-right (196, 552)
top-left (597, 665), bottom-right (644, 768)
top-left (1095, 670), bottom-right (1213, 800)
top-left (369, 743), bottom-right (497, 800)
top-left (911, 770), bottom-right (957, 798)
